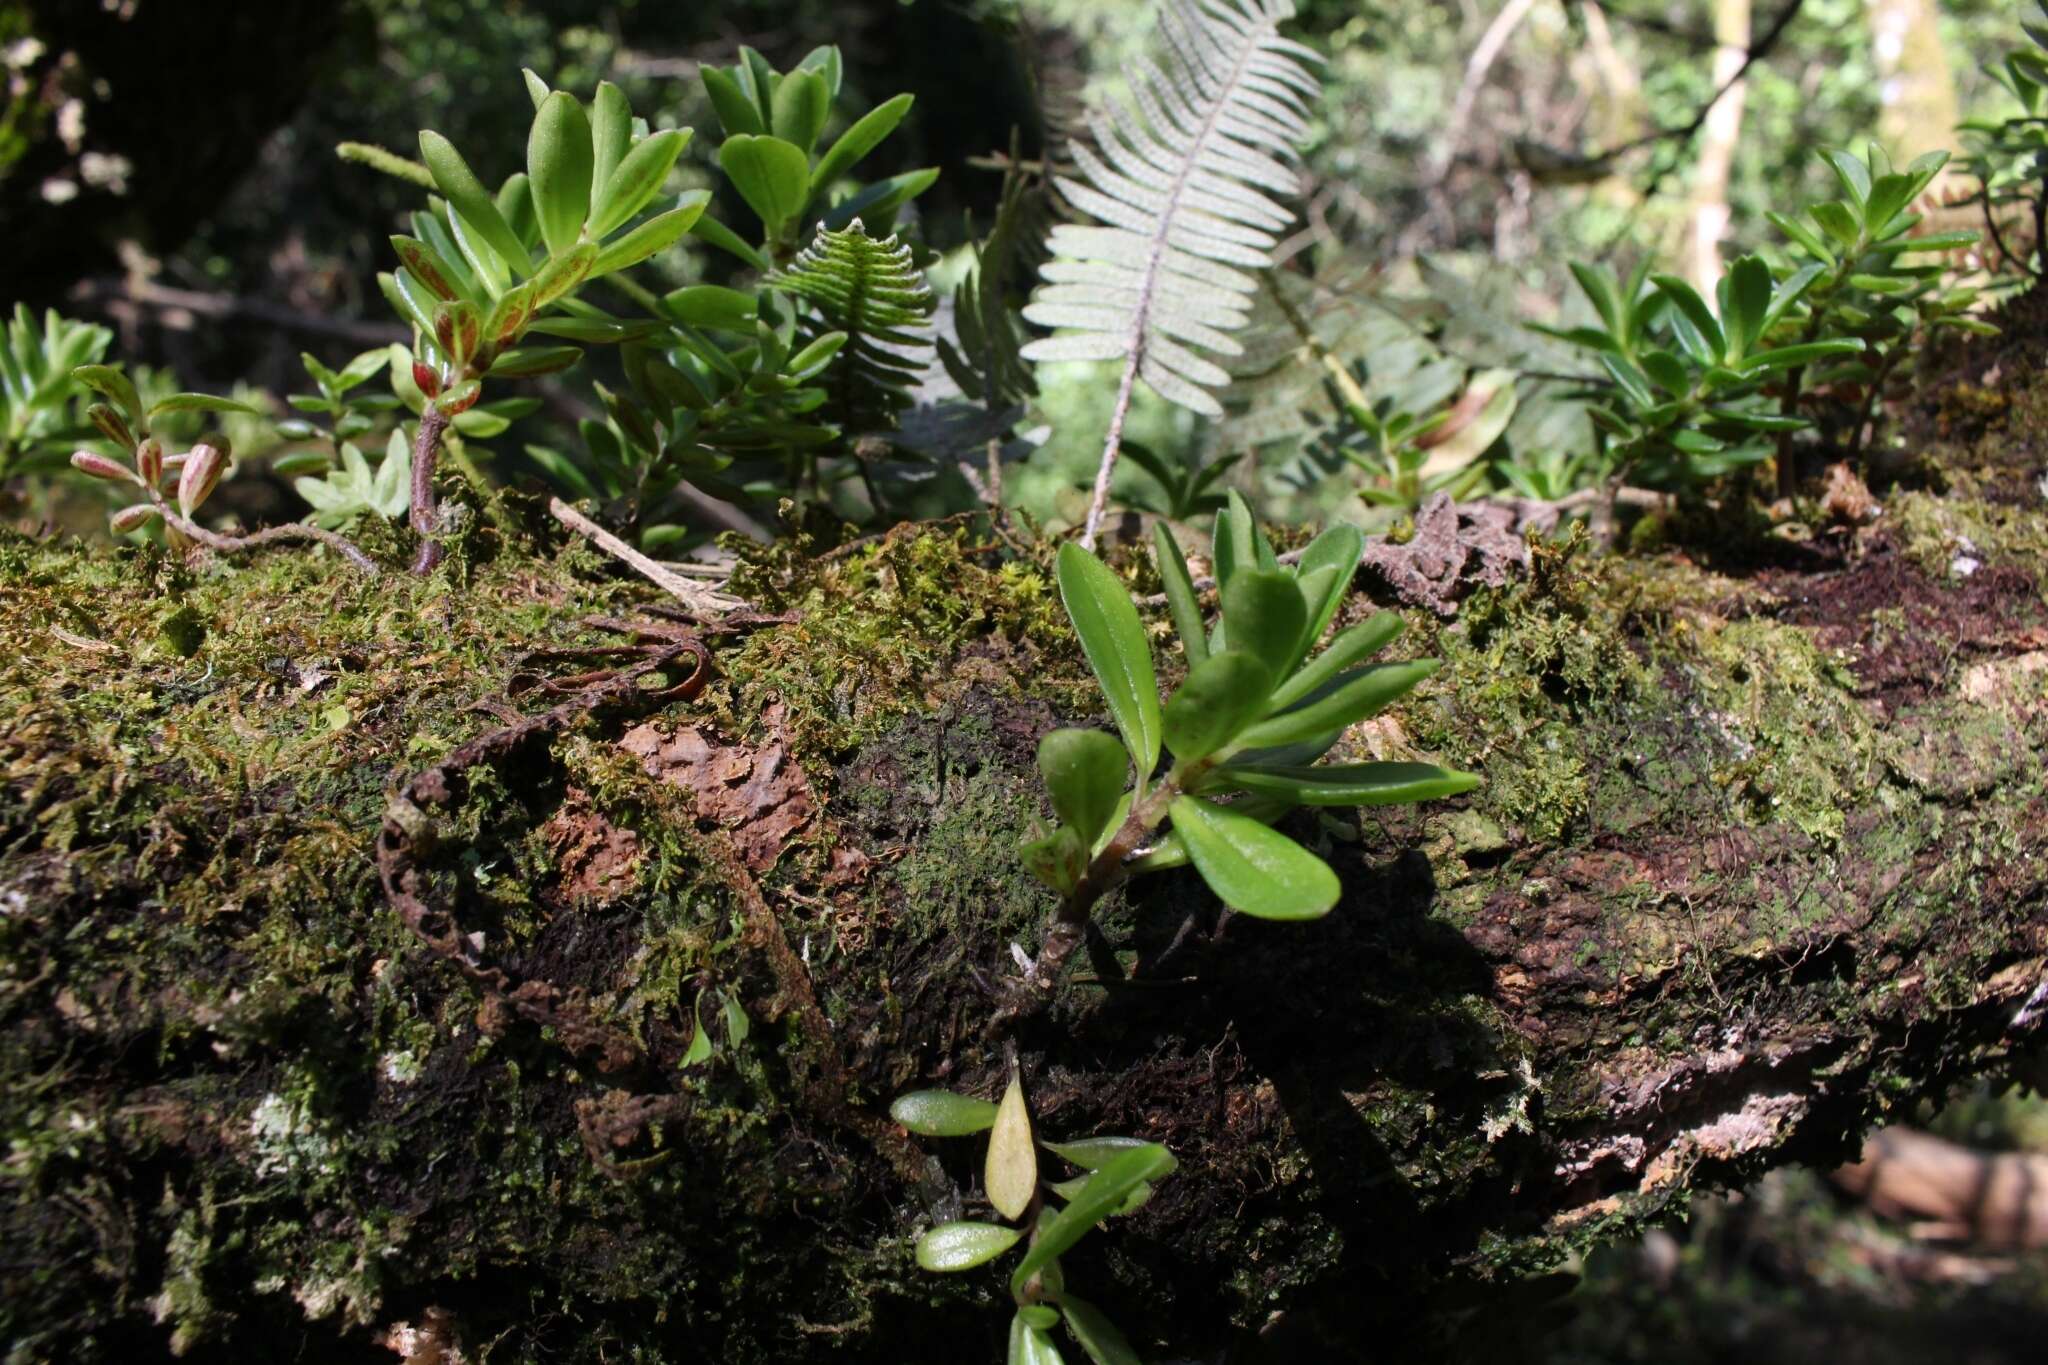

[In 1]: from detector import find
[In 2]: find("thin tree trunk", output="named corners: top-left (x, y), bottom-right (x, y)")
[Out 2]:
top-left (1689, 0), bottom-right (1752, 295)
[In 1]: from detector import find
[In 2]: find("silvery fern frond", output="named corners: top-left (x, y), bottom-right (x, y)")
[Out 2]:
top-left (1018, 0), bottom-right (1321, 542)
top-left (776, 220), bottom-right (935, 435)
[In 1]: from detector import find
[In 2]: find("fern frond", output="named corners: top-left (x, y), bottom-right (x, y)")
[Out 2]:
top-left (775, 220), bottom-right (935, 435)
top-left (939, 147), bottom-right (1045, 412)
top-left (1018, 0), bottom-right (1320, 543)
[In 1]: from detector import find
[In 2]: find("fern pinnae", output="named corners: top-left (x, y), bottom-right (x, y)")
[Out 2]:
top-left (1020, 0), bottom-right (1320, 546)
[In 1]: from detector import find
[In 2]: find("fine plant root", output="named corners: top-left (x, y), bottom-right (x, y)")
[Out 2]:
top-left (376, 630), bottom-right (713, 1073)
top-left (696, 831), bottom-right (937, 1193)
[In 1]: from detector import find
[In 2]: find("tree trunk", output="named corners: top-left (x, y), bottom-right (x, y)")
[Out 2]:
top-left (1865, 0), bottom-right (1960, 185)
top-left (3, 369), bottom-right (2048, 1362)
top-left (1688, 0), bottom-right (1751, 295)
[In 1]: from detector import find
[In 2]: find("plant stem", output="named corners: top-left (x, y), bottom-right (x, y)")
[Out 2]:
top-left (409, 405), bottom-right (450, 574)
top-left (153, 497), bottom-right (378, 574)
top-left (1081, 357), bottom-right (1141, 551)
top-left (992, 761), bottom-right (1207, 1035)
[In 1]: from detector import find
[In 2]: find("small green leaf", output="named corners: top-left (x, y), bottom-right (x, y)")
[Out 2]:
top-left (1721, 254), bottom-right (1771, 361)
top-left (890, 1090), bottom-right (999, 1137)
top-left (1737, 339), bottom-right (1866, 373)
top-left (720, 134), bottom-right (812, 238)
top-left (1240, 659), bottom-right (1438, 750)
top-left (1018, 1305), bottom-right (1060, 1332)
top-left (1037, 728), bottom-right (1129, 847)
top-left (1056, 542), bottom-right (1161, 777)
top-left (1268, 612), bottom-right (1404, 711)
top-left (589, 194), bottom-right (709, 277)
top-left (663, 284), bottom-right (759, 332)
top-left (1163, 651), bottom-right (1274, 763)
top-left (681, 992), bottom-right (714, 1067)
top-left (487, 345), bottom-right (582, 378)
top-left (529, 91), bottom-right (596, 255)
top-left (1220, 570), bottom-right (1308, 683)
top-left (1820, 148), bottom-right (1872, 207)
top-left (1041, 1136), bottom-right (1149, 1170)
top-left (770, 69), bottom-right (830, 155)
top-left (1058, 1296), bottom-right (1144, 1365)
top-left (589, 128), bottom-right (690, 239)
top-left (809, 93), bottom-right (914, 200)
top-left (702, 66), bottom-right (766, 138)
top-left (147, 392), bottom-right (260, 419)
top-left (1292, 524), bottom-right (1363, 650)
top-left (915, 1221), bottom-right (1024, 1273)
top-left (418, 130), bottom-right (531, 272)
top-left (1217, 761), bottom-right (1481, 807)
top-left (1650, 275), bottom-right (1726, 362)
top-left (1170, 796), bottom-right (1339, 920)
top-left (1010, 1145), bottom-right (1177, 1295)
top-left (71, 364), bottom-right (142, 428)
top-left (1152, 523), bottom-right (1210, 668)
top-left (589, 81), bottom-right (633, 194)
top-left (985, 1073), bottom-right (1037, 1222)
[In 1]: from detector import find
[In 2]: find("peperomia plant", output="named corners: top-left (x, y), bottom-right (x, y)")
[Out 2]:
top-left (1761, 144), bottom-right (1986, 474)
top-left (0, 307), bottom-right (112, 484)
top-left (1958, 1), bottom-right (2048, 281)
top-left (1537, 255), bottom-right (1863, 490)
top-left (390, 71), bottom-right (705, 569)
top-left (1012, 492), bottom-right (1478, 1003)
top-left (893, 1073), bottom-right (1175, 1365)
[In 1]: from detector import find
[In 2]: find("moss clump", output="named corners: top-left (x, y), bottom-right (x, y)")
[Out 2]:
top-left (717, 526), bottom-right (1069, 760)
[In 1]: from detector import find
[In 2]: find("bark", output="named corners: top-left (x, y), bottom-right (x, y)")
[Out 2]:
top-left (2, 372), bottom-right (2047, 1363)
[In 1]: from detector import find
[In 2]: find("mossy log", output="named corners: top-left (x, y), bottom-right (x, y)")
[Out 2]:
top-left (3, 436), bottom-right (2047, 1362)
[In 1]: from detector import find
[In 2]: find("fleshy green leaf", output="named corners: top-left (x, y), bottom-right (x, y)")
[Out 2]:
top-left (1056, 542), bottom-right (1161, 776)
top-left (1041, 1136), bottom-right (1149, 1170)
top-left (1169, 796), bottom-right (1339, 920)
top-left (1216, 761), bottom-right (1480, 807)
top-left (702, 66), bottom-right (766, 138)
top-left (890, 1090), bottom-right (999, 1137)
top-left (418, 130), bottom-right (532, 272)
top-left (915, 1221), bottom-right (1024, 1272)
top-left (1163, 651), bottom-right (1274, 763)
top-left (589, 193), bottom-right (710, 276)
top-left (589, 81), bottom-right (633, 193)
top-left (664, 284), bottom-right (759, 332)
top-left (770, 69), bottom-right (830, 155)
top-left (589, 128), bottom-right (690, 239)
top-left (1010, 1145), bottom-right (1177, 1296)
top-left (147, 392), bottom-right (260, 419)
top-left (71, 365), bottom-right (142, 428)
top-left (1238, 658), bottom-right (1439, 750)
top-left (1219, 569), bottom-right (1307, 684)
top-left (985, 1074), bottom-right (1037, 1222)
top-left (1152, 523), bottom-right (1210, 668)
top-left (1037, 728), bottom-right (1129, 847)
top-left (1267, 612), bottom-right (1405, 711)
top-left (529, 91), bottom-right (596, 255)
top-left (720, 134), bottom-right (812, 238)
top-left (1058, 1296), bottom-right (1144, 1365)
top-left (809, 93), bottom-right (914, 199)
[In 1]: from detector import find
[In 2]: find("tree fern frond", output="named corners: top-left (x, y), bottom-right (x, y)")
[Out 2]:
top-left (775, 220), bottom-right (935, 435)
top-left (1017, 0), bottom-right (1321, 545)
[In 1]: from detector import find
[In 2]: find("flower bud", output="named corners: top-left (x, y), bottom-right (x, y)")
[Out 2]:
top-left (70, 449), bottom-right (139, 483)
top-left (110, 503), bottom-right (160, 534)
top-left (179, 442), bottom-right (228, 517)
top-left (135, 437), bottom-right (164, 485)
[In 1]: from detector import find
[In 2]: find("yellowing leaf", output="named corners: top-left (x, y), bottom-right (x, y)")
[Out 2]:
top-left (984, 1073), bottom-right (1037, 1221)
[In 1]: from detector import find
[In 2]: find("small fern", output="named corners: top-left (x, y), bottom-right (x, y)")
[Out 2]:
top-left (1019, 0), bottom-right (1321, 544)
top-left (775, 220), bottom-right (935, 435)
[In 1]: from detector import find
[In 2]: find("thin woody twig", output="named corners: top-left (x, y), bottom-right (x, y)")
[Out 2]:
top-left (548, 496), bottom-right (746, 616)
